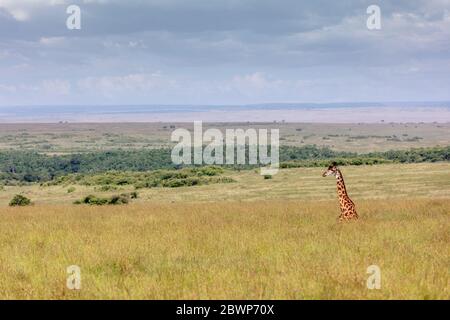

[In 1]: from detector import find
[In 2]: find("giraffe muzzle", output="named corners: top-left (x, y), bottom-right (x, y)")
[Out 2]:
top-left (322, 170), bottom-right (331, 177)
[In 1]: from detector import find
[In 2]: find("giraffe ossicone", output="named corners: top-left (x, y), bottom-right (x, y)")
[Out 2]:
top-left (323, 162), bottom-right (359, 221)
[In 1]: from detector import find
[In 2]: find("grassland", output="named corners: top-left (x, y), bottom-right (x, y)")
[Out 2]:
top-left (0, 163), bottom-right (449, 299)
top-left (0, 121), bottom-right (448, 299)
top-left (1, 163), bottom-right (449, 205)
top-left (0, 199), bottom-right (448, 299)
top-left (0, 122), bottom-right (449, 153)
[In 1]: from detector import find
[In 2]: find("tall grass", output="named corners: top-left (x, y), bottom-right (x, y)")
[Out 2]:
top-left (0, 199), bottom-right (448, 299)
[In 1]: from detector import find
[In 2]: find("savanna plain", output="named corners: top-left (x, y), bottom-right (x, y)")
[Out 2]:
top-left (0, 123), bottom-right (448, 299)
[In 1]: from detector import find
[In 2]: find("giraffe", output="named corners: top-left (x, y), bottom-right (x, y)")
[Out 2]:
top-left (322, 162), bottom-right (359, 221)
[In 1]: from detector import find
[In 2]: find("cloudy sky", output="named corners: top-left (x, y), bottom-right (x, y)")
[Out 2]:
top-left (0, 0), bottom-right (449, 106)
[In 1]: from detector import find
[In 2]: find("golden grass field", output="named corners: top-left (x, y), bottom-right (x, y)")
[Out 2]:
top-left (0, 163), bottom-right (449, 299)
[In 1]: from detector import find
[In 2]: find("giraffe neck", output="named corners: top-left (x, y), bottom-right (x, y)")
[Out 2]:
top-left (336, 170), bottom-right (349, 197)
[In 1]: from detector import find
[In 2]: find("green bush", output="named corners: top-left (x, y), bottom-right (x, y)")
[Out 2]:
top-left (194, 166), bottom-right (224, 176)
top-left (81, 195), bottom-right (108, 205)
top-left (130, 191), bottom-right (138, 199)
top-left (108, 194), bottom-right (129, 205)
top-left (75, 193), bottom-right (135, 206)
top-left (67, 186), bottom-right (76, 193)
top-left (9, 194), bottom-right (32, 207)
top-left (96, 185), bottom-right (117, 192)
top-left (162, 178), bottom-right (189, 188)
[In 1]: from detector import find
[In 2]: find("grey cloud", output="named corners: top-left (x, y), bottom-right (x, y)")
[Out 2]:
top-left (0, 0), bottom-right (449, 105)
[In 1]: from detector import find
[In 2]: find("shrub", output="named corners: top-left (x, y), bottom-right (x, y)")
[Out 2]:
top-left (130, 191), bottom-right (138, 199)
top-left (67, 186), bottom-right (76, 193)
top-left (75, 193), bottom-right (135, 206)
top-left (162, 179), bottom-right (188, 188)
top-left (264, 175), bottom-right (273, 180)
top-left (9, 194), bottom-right (32, 206)
top-left (81, 195), bottom-right (108, 205)
top-left (96, 185), bottom-right (117, 192)
top-left (108, 194), bottom-right (129, 205)
top-left (134, 182), bottom-right (146, 189)
top-left (195, 166), bottom-right (224, 176)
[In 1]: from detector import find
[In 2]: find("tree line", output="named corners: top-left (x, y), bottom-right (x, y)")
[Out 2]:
top-left (0, 145), bottom-right (448, 184)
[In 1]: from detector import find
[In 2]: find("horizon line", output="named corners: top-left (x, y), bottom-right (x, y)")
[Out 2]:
top-left (1, 100), bottom-right (450, 108)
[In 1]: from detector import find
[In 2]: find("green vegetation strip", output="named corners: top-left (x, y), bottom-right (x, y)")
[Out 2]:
top-left (0, 145), bottom-right (448, 184)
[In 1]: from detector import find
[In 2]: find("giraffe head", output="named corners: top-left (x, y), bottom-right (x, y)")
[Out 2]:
top-left (322, 162), bottom-right (339, 177)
